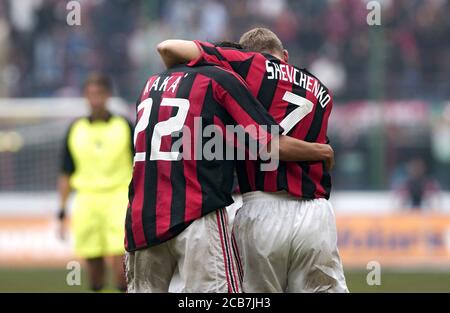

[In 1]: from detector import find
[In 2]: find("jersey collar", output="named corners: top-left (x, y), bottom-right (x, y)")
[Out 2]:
top-left (88, 111), bottom-right (112, 123)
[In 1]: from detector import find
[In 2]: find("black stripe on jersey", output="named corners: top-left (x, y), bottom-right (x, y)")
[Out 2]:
top-left (236, 161), bottom-right (251, 192)
top-left (197, 81), bottom-right (234, 216)
top-left (256, 76), bottom-right (278, 111)
top-left (254, 73), bottom-right (279, 191)
top-left (321, 169), bottom-right (332, 199)
top-left (276, 162), bottom-right (288, 191)
top-left (229, 56), bottom-right (254, 81)
top-left (169, 73), bottom-right (197, 230)
top-left (300, 162), bottom-right (315, 198)
top-left (304, 103), bottom-right (326, 142)
top-left (202, 44), bottom-right (226, 61)
top-left (141, 86), bottom-right (164, 246)
top-left (125, 206), bottom-right (136, 250)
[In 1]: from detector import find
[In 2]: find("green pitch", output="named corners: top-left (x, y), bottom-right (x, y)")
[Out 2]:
top-left (0, 268), bottom-right (449, 292)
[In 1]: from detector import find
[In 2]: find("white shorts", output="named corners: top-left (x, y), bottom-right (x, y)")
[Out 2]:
top-left (232, 191), bottom-right (348, 293)
top-left (226, 193), bottom-right (242, 229)
top-left (125, 208), bottom-right (241, 293)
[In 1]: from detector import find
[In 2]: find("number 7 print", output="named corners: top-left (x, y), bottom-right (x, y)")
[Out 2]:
top-left (279, 91), bottom-right (314, 135)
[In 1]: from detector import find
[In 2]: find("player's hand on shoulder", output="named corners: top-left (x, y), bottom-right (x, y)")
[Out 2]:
top-left (322, 144), bottom-right (334, 172)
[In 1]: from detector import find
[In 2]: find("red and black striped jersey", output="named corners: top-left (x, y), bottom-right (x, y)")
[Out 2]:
top-left (188, 41), bottom-right (333, 200)
top-left (125, 64), bottom-right (281, 251)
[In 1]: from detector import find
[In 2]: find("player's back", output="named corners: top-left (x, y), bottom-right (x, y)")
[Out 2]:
top-left (239, 54), bottom-right (333, 200)
top-left (126, 64), bottom-right (280, 251)
top-left (190, 41), bottom-right (333, 200)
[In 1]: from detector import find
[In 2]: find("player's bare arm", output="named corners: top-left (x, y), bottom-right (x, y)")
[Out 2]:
top-left (157, 40), bottom-right (200, 68)
top-left (268, 135), bottom-right (334, 171)
top-left (57, 174), bottom-right (71, 240)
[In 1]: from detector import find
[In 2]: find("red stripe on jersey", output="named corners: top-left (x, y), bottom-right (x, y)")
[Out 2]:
top-left (310, 162), bottom-right (325, 197)
top-left (131, 161), bottom-right (147, 248)
top-left (245, 54), bottom-right (267, 96)
top-left (262, 169), bottom-right (278, 192)
top-left (183, 74), bottom-right (209, 221)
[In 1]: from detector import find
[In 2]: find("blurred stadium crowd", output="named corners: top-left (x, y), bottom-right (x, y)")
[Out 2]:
top-left (1, 1), bottom-right (450, 286)
top-left (0, 0), bottom-right (448, 101)
top-left (0, 0), bottom-right (449, 201)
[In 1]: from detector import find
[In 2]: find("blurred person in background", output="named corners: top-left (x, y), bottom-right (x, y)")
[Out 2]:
top-left (57, 74), bottom-right (133, 292)
top-left (431, 104), bottom-right (450, 189)
top-left (396, 158), bottom-right (441, 211)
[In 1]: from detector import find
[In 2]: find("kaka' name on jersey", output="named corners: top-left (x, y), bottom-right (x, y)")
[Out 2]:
top-left (144, 75), bottom-right (183, 93)
top-left (265, 60), bottom-right (331, 108)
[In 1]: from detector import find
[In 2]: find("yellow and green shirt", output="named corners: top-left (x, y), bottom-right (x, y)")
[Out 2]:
top-left (61, 112), bottom-right (133, 192)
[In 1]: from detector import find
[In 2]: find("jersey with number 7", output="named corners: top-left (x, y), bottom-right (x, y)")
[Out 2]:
top-left (125, 64), bottom-right (281, 251)
top-left (188, 41), bottom-right (333, 200)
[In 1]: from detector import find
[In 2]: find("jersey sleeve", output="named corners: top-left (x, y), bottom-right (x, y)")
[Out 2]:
top-left (212, 71), bottom-right (283, 149)
top-left (60, 124), bottom-right (75, 175)
top-left (188, 40), bottom-right (255, 72)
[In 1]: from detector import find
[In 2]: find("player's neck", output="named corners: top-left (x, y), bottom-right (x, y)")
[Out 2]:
top-left (90, 108), bottom-right (110, 121)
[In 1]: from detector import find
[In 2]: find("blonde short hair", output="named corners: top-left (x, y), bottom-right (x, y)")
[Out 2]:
top-left (239, 28), bottom-right (284, 55)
